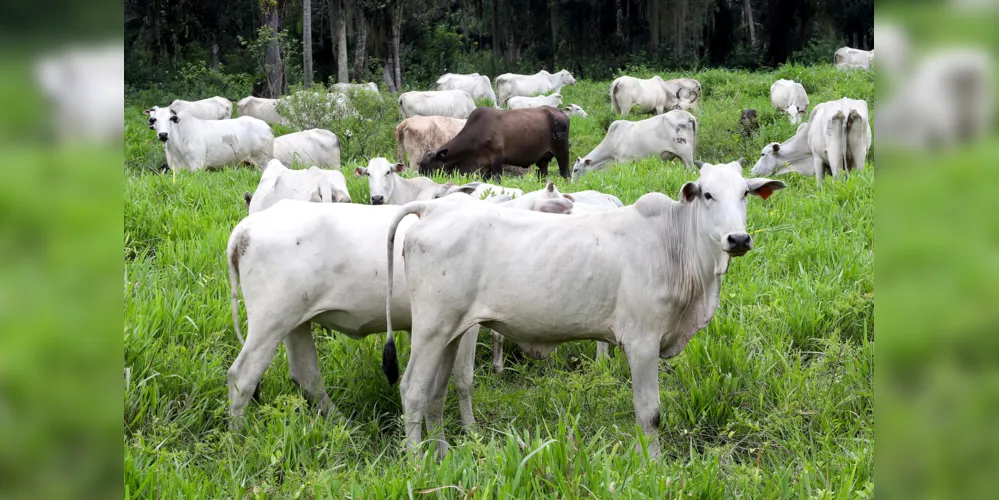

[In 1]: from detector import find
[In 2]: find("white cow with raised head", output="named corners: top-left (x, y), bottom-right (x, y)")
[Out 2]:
top-left (145, 106), bottom-right (274, 172)
top-left (752, 97), bottom-right (872, 183)
top-left (506, 93), bottom-right (562, 110)
top-left (273, 129), bottom-right (341, 168)
top-left (165, 97), bottom-right (232, 120)
top-left (236, 96), bottom-right (290, 126)
top-left (384, 160), bottom-right (785, 458)
top-left (770, 79), bottom-right (810, 124)
top-left (835, 47), bottom-right (874, 71)
top-left (609, 75), bottom-right (681, 116)
top-left (495, 70), bottom-right (576, 107)
top-left (436, 73), bottom-right (498, 105)
top-left (572, 110), bottom-right (698, 180)
top-left (244, 159), bottom-right (351, 213)
top-left (398, 89), bottom-right (476, 119)
top-left (355, 157), bottom-right (456, 205)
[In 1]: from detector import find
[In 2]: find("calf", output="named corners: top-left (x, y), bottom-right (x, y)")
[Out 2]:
top-left (166, 97), bottom-right (232, 120)
top-left (384, 160), bottom-right (784, 457)
top-left (244, 159), bottom-right (351, 213)
top-left (145, 106), bottom-right (274, 172)
top-left (435, 73), bottom-right (498, 106)
top-left (418, 106), bottom-right (571, 182)
top-left (495, 70), bottom-right (576, 107)
top-left (394, 116), bottom-right (466, 171)
top-left (572, 110), bottom-right (698, 180)
top-left (507, 93), bottom-right (562, 110)
top-left (273, 129), bottom-right (341, 168)
top-left (770, 79), bottom-right (809, 124)
top-left (610, 75), bottom-right (681, 116)
top-left (398, 89), bottom-right (476, 119)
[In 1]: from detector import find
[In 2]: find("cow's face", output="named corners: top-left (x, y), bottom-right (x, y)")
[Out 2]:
top-left (787, 105), bottom-right (806, 125)
top-left (751, 143), bottom-right (784, 176)
top-left (145, 106), bottom-right (179, 142)
top-left (680, 160), bottom-right (784, 262)
top-left (563, 104), bottom-right (588, 117)
top-left (558, 70), bottom-right (576, 86)
top-left (571, 157), bottom-right (594, 181)
top-left (354, 158), bottom-right (404, 205)
top-left (418, 149), bottom-right (447, 174)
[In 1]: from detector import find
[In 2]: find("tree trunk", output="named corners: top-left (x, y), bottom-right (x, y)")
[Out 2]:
top-left (744, 0), bottom-right (756, 47)
top-left (491, 0), bottom-right (500, 66)
top-left (353, 8), bottom-right (367, 82)
top-left (615, 0), bottom-right (623, 40)
top-left (392, 1), bottom-right (402, 90)
top-left (264, 3), bottom-right (284, 98)
top-left (549, 0), bottom-right (558, 68)
top-left (649, 0), bottom-right (658, 52)
top-left (328, 0), bottom-right (349, 83)
top-left (303, 0), bottom-right (313, 87)
top-left (383, 58), bottom-right (395, 92)
top-left (210, 40), bottom-right (220, 68)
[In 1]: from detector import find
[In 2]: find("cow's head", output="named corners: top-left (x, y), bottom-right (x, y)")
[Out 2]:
top-left (418, 148), bottom-right (448, 174)
top-left (681, 160), bottom-right (785, 268)
top-left (354, 157), bottom-right (405, 205)
top-left (563, 104), bottom-right (588, 117)
top-left (571, 157), bottom-right (595, 181)
top-left (752, 122), bottom-right (807, 176)
top-left (557, 70), bottom-right (576, 86)
top-left (145, 106), bottom-right (180, 142)
top-left (787, 105), bottom-right (806, 125)
top-left (550, 94), bottom-right (563, 106)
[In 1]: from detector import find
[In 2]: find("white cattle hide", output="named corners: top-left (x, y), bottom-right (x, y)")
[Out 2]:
top-left (398, 90), bottom-right (476, 119)
top-left (35, 43), bottom-right (124, 144)
top-left (835, 47), bottom-right (874, 70)
top-left (245, 159), bottom-right (350, 213)
top-left (394, 116), bottom-right (466, 171)
top-left (384, 161), bottom-right (784, 457)
top-left (167, 97), bottom-right (232, 120)
top-left (609, 75), bottom-right (681, 116)
top-left (355, 157), bottom-right (453, 205)
top-left (752, 97), bottom-right (872, 183)
top-left (145, 106), bottom-right (274, 172)
top-left (331, 82), bottom-right (379, 94)
top-left (572, 110), bottom-right (698, 179)
top-left (237, 96), bottom-right (290, 126)
top-left (770, 79), bottom-right (810, 124)
top-left (495, 70), bottom-right (576, 107)
top-left (506, 93), bottom-right (562, 110)
top-left (273, 129), bottom-right (341, 168)
top-left (435, 73), bottom-right (498, 105)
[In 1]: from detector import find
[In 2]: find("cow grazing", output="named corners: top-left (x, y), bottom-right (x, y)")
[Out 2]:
top-left (332, 82), bottom-right (379, 94)
top-left (495, 70), bottom-right (576, 107)
top-left (35, 43), bottom-right (124, 144)
top-left (419, 106), bottom-right (571, 182)
top-left (609, 75), bottom-right (681, 116)
top-left (394, 116), bottom-right (467, 171)
top-left (237, 96), bottom-right (290, 126)
top-left (664, 78), bottom-right (702, 110)
top-left (435, 73), bottom-right (498, 105)
top-left (770, 79), bottom-right (809, 124)
top-left (145, 106), bottom-right (274, 172)
top-left (739, 109), bottom-right (759, 137)
top-left (506, 93), bottom-right (562, 110)
top-left (874, 22), bottom-right (910, 85)
top-left (244, 159), bottom-right (351, 213)
top-left (572, 110), bottom-right (698, 180)
top-left (398, 89), bottom-right (476, 119)
top-left (165, 97), bottom-right (233, 120)
top-left (563, 104), bottom-right (589, 117)
top-left (752, 98), bottom-right (872, 183)
top-left (355, 157), bottom-right (456, 205)
top-left (384, 160), bottom-right (785, 457)
top-left (273, 129), bottom-right (341, 168)
top-left (835, 47), bottom-right (874, 71)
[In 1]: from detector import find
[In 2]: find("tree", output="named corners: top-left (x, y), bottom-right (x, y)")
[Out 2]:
top-left (329, 0), bottom-right (349, 83)
top-left (353, 6), bottom-right (368, 82)
top-left (392, 0), bottom-right (402, 91)
top-left (303, 0), bottom-right (314, 87)
top-left (744, 0), bottom-right (757, 48)
top-left (263, 0), bottom-right (284, 97)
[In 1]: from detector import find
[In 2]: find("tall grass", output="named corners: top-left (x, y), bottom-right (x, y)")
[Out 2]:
top-left (125, 65), bottom-right (873, 498)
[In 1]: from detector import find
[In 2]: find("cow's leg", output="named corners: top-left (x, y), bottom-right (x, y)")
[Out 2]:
top-left (813, 156), bottom-right (826, 185)
top-left (554, 142), bottom-right (571, 179)
top-left (285, 323), bottom-right (342, 421)
top-left (452, 325), bottom-right (479, 429)
top-left (623, 338), bottom-right (662, 458)
top-left (488, 156), bottom-right (503, 184)
top-left (492, 331), bottom-right (505, 373)
top-left (596, 342), bottom-right (609, 359)
top-left (424, 337), bottom-right (461, 459)
top-left (227, 323), bottom-right (286, 429)
top-left (537, 157), bottom-right (551, 180)
top-left (401, 328), bottom-right (455, 454)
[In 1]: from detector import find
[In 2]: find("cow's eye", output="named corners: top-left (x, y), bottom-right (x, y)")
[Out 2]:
top-left (148, 118), bottom-right (156, 124)
top-left (704, 193), bottom-right (713, 201)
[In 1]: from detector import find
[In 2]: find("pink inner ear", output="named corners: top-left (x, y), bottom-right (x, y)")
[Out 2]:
top-left (758, 186), bottom-right (773, 200)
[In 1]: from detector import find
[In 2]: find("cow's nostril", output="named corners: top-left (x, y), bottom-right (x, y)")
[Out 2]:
top-left (727, 233), bottom-right (751, 248)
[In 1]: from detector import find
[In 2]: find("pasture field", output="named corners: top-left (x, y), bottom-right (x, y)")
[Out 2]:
top-left (124, 66), bottom-right (874, 498)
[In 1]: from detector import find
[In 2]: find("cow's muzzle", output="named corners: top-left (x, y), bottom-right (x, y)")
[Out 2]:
top-left (158, 132), bottom-right (169, 142)
top-left (370, 195), bottom-right (384, 205)
top-left (724, 233), bottom-right (752, 256)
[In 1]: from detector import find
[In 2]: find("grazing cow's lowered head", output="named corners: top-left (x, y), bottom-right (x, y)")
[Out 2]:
top-left (751, 122), bottom-right (808, 176)
top-left (144, 106), bottom-right (182, 142)
top-left (685, 159), bottom-right (785, 260)
top-left (354, 157), bottom-right (406, 205)
top-left (418, 148), bottom-right (448, 174)
top-left (563, 104), bottom-right (588, 117)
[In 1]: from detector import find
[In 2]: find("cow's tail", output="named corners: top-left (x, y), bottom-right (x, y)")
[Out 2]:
top-left (610, 81), bottom-right (620, 114)
top-left (846, 108), bottom-right (862, 170)
top-left (840, 111), bottom-right (849, 174)
top-left (384, 201), bottom-right (428, 385)
top-left (398, 96), bottom-right (408, 119)
top-left (394, 121), bottom-right (407, 166)
top-left (226, 228), bottom-right (246, 346)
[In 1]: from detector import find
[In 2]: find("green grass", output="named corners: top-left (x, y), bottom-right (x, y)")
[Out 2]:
top-left (124, 65), bottom-right (873, 498)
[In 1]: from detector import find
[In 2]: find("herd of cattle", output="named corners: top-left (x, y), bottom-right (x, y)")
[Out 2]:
top-left (137, 45), bottom-right (875, 458)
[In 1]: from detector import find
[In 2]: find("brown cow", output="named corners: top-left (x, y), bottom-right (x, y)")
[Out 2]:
top-left (418, 106), bottom-right (571, 182)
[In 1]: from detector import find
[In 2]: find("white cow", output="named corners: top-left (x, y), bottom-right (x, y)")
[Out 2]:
top-left (435, 73), bottom-right (498, 105)
top-left (166, 97), bottom-right (232, 120)
top-left (331, 82), bottom-right (379, 93)
top-left (237, 96), bottom-right (290, 126)
top-left (609, 75), bottom-right (681, 116)
top-left (355, 157), bottom-right (456, 205)
top-left (35, 43), bottom-right (124, 144)
top-left (506, 93), bottom-right (562, 110)
top-left (495, 70), bottom-right (576, 107)
top-left (563, 104), bottom-right (589, 117)
top-left (273, 129), bottom-right (341, 168)
top-left (664, 78), bottom-right (702, 110)
top-left (572, 110), bottom-right (698, 180)
top-left (145, 106), bottom-right (274, 172)
top-left (835, 47), bottom-right (874, 71)
top-left (874, 22), bottom-right (910, 86)
top-left (394, 116), bottom-right (467, 171)
top-left (770, 79), bottom-right (810, 124)
top-left (384, 160), bottom-right (785, 457)
top-left (752, 97), bottom-right (872, 183)
top-left (398, 89), bottom-right (476, 119)
top-left (244, 159), bottom-right (351, 213)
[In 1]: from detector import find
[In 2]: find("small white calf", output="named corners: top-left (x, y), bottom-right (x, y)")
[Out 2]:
top-left (384, 161), bottom-right (785, 457)
top-left (572, 110), bottom-right (698, 179)
top-left (770, 79), bottom-right (810, 124)
top-left (245, 159), bottom-right (351, 213)
top-left (563, 104), bottom-right (589, 117)
top-left (609, 75), bottom-right (681, 116)
top-left (435, 73), bottom-right (498, 105)
top-left (398, 90), bottom-right (476, 119)
top-left (237, 96), bottom-right (290, 126)
top-left (145, 106), bottom-right (274, 172)
top-left (506, 93), bottom-right (562, 110)
top-left (167, 97), bottom-right (232, 120)
top-left (495, 70), bottom-right (576, 107)
top-left (835, 47), bottom-right (874, 71)
top-left (752, 97), bottom-right (872, 183)
top-left (273, 129), bottom-right (341, 168)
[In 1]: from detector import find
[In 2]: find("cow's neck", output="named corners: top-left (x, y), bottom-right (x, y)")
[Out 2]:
top-left (776, 124), bottom-right (811, 164)
top-left (392, 176), bottom-right (442, 204)
top-left (584, 141), bottom-right (615, 171)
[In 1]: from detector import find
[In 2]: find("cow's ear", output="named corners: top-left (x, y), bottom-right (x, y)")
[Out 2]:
top-left (143, 108), bottom-right (152, 116)
top-left (243, 192), bottom-right (252, 208)
top-left (694, 160), bottom-right (704, 170)
top-left (546, 181), bottom-right (555, 192)
top-left (584, 159), bottom-right (591, 166)
top-left (747, 178), bottom-right (786, 200)
top-left (393, 163), bottom-right (406, 173)
top-left (679, 181), bottom-right (700, 203)
top-left (562, 193), bottom-right (575, 202)
top-left (354, 167), bottom-right (368, 177)
top-left (436, 149), bottom-right (448, 160)
top-left (772, 143), bottom-right (780, 154)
